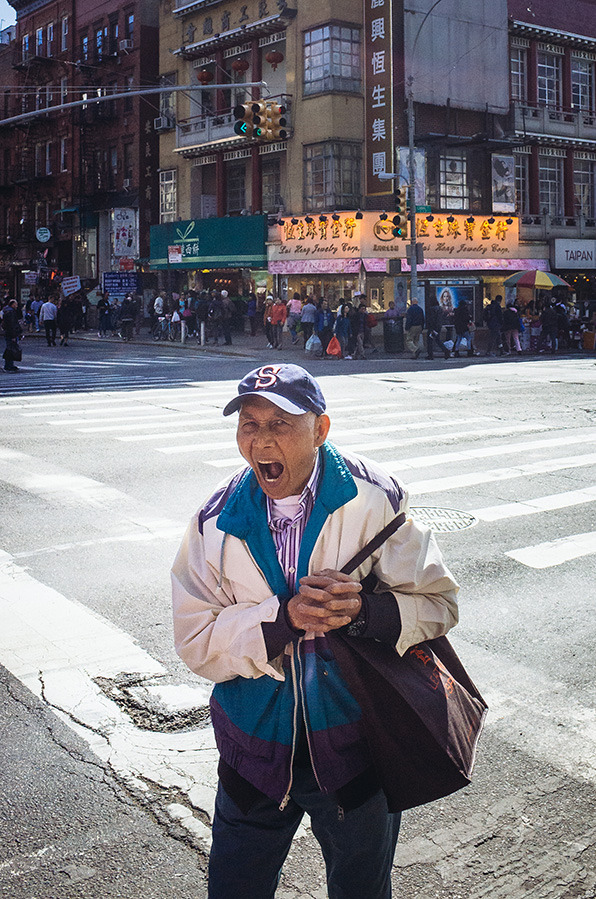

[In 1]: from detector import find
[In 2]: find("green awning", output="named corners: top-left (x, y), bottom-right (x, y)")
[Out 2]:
top-left (150, 215), bottom-right (268, 270)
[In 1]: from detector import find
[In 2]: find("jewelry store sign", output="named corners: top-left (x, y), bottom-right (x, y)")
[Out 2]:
top-left (269, 213), bottom-right (520, 261)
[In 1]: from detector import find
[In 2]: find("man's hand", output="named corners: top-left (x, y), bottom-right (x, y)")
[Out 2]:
top-left (286, 569), bottom-right (362, 633)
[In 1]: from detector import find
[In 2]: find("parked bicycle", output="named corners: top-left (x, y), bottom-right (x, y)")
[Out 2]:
top-left (152, 314), bottom-right (177, 341)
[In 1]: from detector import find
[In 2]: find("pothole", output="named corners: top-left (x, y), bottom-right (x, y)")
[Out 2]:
top-left (94, 674), bottom-right (211, 733)
top-left (410, 506), bottom-right (477, 533)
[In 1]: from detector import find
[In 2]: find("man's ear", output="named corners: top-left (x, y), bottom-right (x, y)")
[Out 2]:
top-left (314, 414), bottom-right (331, 447)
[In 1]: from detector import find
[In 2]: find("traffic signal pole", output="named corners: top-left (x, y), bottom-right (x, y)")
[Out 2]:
top-left (407, 78), bottom-right (420, 311)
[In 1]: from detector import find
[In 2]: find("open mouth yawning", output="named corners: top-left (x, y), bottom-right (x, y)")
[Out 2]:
top-left (258, 461), bottom-right (284, 482)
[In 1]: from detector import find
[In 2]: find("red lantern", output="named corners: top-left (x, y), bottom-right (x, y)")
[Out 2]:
top-left (231, 58), bottom-right (250, 74)
top-left (196, 69), bottom-right (214, 85)
top-left (265, 50), bottom-right (284, 71)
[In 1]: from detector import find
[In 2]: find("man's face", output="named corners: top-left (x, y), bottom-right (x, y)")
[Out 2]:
top-left (237, 396), bottom-right (330, 499)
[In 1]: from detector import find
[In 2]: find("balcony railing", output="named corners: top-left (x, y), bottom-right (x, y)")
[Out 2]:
top-left (513, 100), bottom-right (596, 141)
top-left (520, 214), bottom-right (596, 240)
top-left (176, 94), bottom-right (292, 151)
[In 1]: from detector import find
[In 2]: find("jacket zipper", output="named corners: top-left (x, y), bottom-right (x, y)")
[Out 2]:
top-left (296, 639), bottom-right (324, 793)
top-left (279, 643), bottom-right (300, 811)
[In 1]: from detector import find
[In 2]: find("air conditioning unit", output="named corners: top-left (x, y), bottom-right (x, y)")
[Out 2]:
top-left (123, 178), bottom-right (131, 189)
top-left (154, 115), bottom-right (174, 131)
top-left (119, 39), bottom-right (133, 51)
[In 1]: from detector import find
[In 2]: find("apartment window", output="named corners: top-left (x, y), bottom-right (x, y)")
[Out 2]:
top-left (160, 73), bottom-right (177, 119)
top-left (537, 51), bottom-right (562, 108)
top-left (80, 34), bottom-right (88, 61)
top-left (226, 163), bottom-right (246, 214)
top-left (22, 34), bottom-right (29, 61)
top-left (46, 83), bottom-right (54, 107)
top-left (572, 58), bottom-right (595, 112)
top-left (304, 25), bottom-right (361, 95)
top-left (574, 158), bottom-right (596, 217)
top-left (95, 26), bottom-right (104, 59)
top-left (61, 16), bottom-right (68, 52)
top-left (304, 141), bottom-right (361, 211)
top-left (123, 143), bottom-right (133, 180)
top-left (262, 157), bottom-right (282, 212)
top-left (538, 155), bottom-right (564, 215)
top-left (159, 170), bottom-right (177, 223)
top-left (35, 88), bottom-right (44, 110)
top-left (108, 17), bottom-right (119, 55)
top-left (510, 47), bottom-right (527, 102)
top-left (47, 22), bottom-right (54, 55)
top-left (35, 201), bottom-right (44, 228)
top-left (439, 151), bottom-right (468, 210)
top-left (36, 27), bottom-right (44, 55)
top-left (61, 76), bottom-right (68, 104)
top-left (514, 153), bottom-right (530, 214)
top-left (125, 12), bottom-right (134, 42)
top-left (60, 137), bottom-right (68, 172)
top-left (45, 141), bottom-right (52, 175)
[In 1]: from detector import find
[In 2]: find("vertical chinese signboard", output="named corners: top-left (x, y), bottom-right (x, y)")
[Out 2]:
top-left (365, 0), bottom-right (394, 197)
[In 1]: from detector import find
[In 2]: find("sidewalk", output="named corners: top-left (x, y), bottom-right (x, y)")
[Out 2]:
top-left (24, 325), bottom-right (591, 364)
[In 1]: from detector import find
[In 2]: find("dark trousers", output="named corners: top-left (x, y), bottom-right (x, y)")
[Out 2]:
top-left (208, 765), bottom-right (401, 899)
top-left (44, 320), bottom-right (57, 345)
top-left (301, 322), bottom-right (314, 345)
top-left (4, 336), bottom-right (18, 370)
top-left (222, 318), bottom-right (232, 345)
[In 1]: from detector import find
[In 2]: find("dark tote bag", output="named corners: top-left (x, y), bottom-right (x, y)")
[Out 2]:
top-left (3, 340), bottom-right (22, 362)
top-left (330, 512), bottom-right (488, 813)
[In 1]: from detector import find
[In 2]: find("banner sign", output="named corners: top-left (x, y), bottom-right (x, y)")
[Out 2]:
top-left (364, 0), bottom-right (394, 196)
top-left (269, 212), bottom-right (520, 262)
top-left (61, 275), bottom-right (81, 296)
top-left (112, 208), bottom-right (138, 258)
top-left (102, 271), bottom-right (141, 297)
top-left (491, 155), bottom-right (516, 214)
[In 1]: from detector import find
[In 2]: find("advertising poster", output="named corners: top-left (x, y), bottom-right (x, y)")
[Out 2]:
top-left (435, 284), bottom-right (474, 315)
top-left (491, 155), bottom-right (516, 213)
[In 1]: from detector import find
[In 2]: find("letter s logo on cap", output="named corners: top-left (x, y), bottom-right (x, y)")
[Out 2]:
top-left (254, 365), bottom-right (281, 389)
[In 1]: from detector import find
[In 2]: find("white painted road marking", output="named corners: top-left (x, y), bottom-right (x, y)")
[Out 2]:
top-left (505, 531), bottom-right (596, 568)
top-left (471, 485), bottom-right (596, 521)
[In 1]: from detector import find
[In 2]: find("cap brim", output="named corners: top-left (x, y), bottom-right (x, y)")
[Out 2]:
top-left (223, 391), bottom-right (309, 416)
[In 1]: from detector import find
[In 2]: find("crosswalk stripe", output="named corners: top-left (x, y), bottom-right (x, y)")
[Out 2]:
top-left (384, 429), bottom-right (596, 472)
top-left (471, 486), bottom-right (596, 521)
top-left (407, 452), bottom-right (596, 495)
top-left (505, 531), bottom-right (596, 568)
top-left (194, 423), bottom-right (574, 466)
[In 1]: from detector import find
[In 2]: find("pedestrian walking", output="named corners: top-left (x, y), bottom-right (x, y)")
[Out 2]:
top-left (425, 296), bottom-right (449, 360)
top-left (315, 299), bottom-right (335, 356)
top-left (246, 292), bottom-right (258, 337)
top-left (453, 298), bottom-right (475, 357)
top-left (30, 296), bottom-right (42, 332)
top-left (40, 296), bottom-right (58, 346)
top-left (335, 303), bottom-right (352, 358)
top-left (172, 363), bottom-right (460, 899)
top-left (207, 291), bottom-right (224, 345)
top-left (300, 297), bottom-right (317, 346)
top-left (404, 298), bottom-right (425, 358)
top-left (483, 297), bottom-right (503, 356)
top-left (57, 297), bottom-right (74, 346)
top-left (2, 299), bottom-right (22, 372)
top-left (286, 293), bottom-right (303, 345)
top-left (503, 301), bottom-right (522, 355)
top-left (119, 294), bottom-right (135, 341)
top-left (538, 301), bottom-right (559, 354)
top-left (270, 297), bottom-right (287, 349)
top-left (220, 290), bottom-right (234, 346)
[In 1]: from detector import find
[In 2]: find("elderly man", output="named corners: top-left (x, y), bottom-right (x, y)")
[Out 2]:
top-left (172, 364), bottom-right (459, 899)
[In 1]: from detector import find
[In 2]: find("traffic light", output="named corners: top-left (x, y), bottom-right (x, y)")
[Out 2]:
top-left (392, 185), bottom-right (408, 237)
top-left (233, 101), bottom-right (268, 137)
top-left (263, 101), bottom-right (288, 140)
top-left (233, 103), bottom-right (256, 137)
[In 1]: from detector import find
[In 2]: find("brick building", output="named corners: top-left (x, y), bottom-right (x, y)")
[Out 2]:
top-left (0, 0), bottom-right (159, 298)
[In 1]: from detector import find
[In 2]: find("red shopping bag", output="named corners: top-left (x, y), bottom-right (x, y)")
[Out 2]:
top-left (326, 335), bottom-right (342, 356)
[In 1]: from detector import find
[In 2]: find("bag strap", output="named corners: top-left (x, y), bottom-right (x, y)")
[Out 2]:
top-left (340, 512), bottom-right (406, 576)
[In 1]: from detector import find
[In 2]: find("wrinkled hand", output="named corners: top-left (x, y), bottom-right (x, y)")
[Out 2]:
top-left (286, 569), bottom-right (362, 633)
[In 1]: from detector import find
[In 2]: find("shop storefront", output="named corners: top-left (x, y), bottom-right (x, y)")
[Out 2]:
top-left (268, 212), bottom-right (549, 317)
top-left (150, 215), bottom-right (269, 296)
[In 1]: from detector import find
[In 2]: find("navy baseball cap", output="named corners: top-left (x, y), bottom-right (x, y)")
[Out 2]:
top-left (223, 364), bottom-right (326, 417)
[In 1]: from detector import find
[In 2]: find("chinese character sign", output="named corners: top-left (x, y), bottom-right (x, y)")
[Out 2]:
top-left (365, 0), bottom-right (393, 197)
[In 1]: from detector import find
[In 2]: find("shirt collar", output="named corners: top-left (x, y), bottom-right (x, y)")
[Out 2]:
top-left (266, 450), bottom-right (321, 529)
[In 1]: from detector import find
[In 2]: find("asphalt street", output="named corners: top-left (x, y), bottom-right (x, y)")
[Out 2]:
top-left (1, 333), bottom-right (596, 898)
